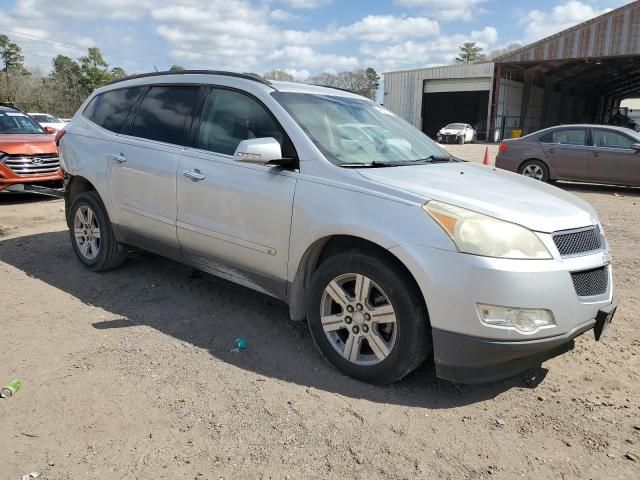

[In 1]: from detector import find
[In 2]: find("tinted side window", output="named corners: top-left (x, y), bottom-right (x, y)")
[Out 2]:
top-left (593, 130), bottom-right (634, 149)
top-left (130, 86), bottom-right (199, 145)
top-left (83, 87), bottom-right (144, 133)
top-left (197, 89), bottom-right (285, 156)
top-left (549, 129), bottom-right (587, 146)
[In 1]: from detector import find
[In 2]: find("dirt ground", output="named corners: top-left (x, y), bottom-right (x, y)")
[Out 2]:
top-left (1, 146), bottom-right (639, 479)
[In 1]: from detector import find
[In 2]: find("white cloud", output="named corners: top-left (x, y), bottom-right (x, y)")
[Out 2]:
top-left (270, 9), bottom-right (300, 22)
top-left (279, 0), bottom-right (331, 8)
top-left (471, 26), bottom-right (497, 45)
top-left (395, 0), bottom-right (486, 21)
top-left (343, 15), bottom-right (440, 42)
top-left (283, 68), bottom-right (310, 80)
top-left (268, 46), bottom-right (359, 70)
top-left (520, 1), bottom-right (611, 41)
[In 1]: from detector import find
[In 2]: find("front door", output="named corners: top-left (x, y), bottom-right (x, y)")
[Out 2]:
top-left (587, 128), bottom-right (640, 186)
top-left (176, 87), bottom-right (297, 297)
top-left (539, 127), bottom-right (589, 181)
top-left (107, 85), bottom-right (200, 246)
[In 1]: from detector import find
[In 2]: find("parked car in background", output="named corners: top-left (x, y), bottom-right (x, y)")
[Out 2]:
top-left (0, 106), bottom-right (63, 192)
top-left (28, 113), bottom-right (67, 132)
top-left (59, 118), bottom-right (72, 123)
top-left (437, 123), bottom-right (476, 144)
top-left (59, 71), bottom-right (615, 385)
top-left (496, 124), bottom-right (640, 186)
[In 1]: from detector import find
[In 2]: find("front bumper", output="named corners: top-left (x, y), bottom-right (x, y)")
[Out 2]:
top-left (432, 302), bottom-right (615, 383)
top-left (437, 134), bottom-right (461, 143)
top-left (0, 164), bottom-right (64, 191)
top-left (389, 242), bottom-right (615, 383)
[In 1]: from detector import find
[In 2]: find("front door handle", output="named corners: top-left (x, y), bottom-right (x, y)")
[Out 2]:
top-left (594, 151), bottom-right (601, 157)
top-left (183, 169), bottom-right (206, 182)
top-left (110, 153), bottom-right (127, 163)
top-left (548, 148), bottom-right (555, 154)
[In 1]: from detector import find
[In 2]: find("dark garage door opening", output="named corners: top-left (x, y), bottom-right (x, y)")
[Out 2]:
top-left (421, 91), bottom-right (489, 141)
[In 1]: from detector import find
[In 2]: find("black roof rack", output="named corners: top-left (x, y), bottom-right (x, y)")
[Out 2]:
top-left (105, 70), bottom-right (273, 87)
top-left (310, 84), bottom-right (356, 94)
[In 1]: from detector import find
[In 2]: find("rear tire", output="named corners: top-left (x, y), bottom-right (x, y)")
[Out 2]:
top-left (68, 191), bottom-right (127, 272)
top-left (519, 159), bottom-right (550, 182)
top-left (307, 252), bottom-right (431, 384)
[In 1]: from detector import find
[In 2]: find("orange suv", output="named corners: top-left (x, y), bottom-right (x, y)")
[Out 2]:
top-left (0, 105), bottom-right (63, 193)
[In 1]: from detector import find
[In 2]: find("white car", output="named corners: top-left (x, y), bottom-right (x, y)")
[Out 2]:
top-left (28, 113), bottom-right (67, 133)
top-left (437, 123), bottom-right (476, 144)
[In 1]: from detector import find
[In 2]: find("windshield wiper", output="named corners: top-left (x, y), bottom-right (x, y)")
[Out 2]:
top-left (337, 161), bottom-right (399, 168)
top-left (337, 156), bottom-right (460, 168)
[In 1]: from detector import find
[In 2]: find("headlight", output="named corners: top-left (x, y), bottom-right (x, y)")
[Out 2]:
top-left (423, 200), bottom-right (552, 259)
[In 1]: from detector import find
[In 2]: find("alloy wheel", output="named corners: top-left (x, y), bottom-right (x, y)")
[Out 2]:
top-left (522, 164), bottom-right (544, 180)
top-left (320, 273), bottom-right (397, 366)
top-left (73, 205), bottom-right (101, 260)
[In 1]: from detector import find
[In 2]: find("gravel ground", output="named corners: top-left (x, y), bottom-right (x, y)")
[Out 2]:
top-left (1, 145), bottom-right (639, 479)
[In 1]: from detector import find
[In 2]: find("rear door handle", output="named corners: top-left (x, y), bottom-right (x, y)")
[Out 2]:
top-left (548, 148), bottom-right (555, 154)
top-left (110, 153), bottom-right (127, 163)
top-left (593, 152), bottom-right (601, 157)
top-left (183, 169), bottom-right (205, 181)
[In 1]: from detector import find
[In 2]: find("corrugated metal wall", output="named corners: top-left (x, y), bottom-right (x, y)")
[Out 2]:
top-left (496, 1), bottom-right (640, 63)
top-left (383, 63), bottom-right (494, 129)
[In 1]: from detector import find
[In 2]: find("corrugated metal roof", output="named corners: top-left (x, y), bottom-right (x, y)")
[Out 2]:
top-left (384, 62), bottom-right (494, 78)
top-left (495, 1), bottom-right (640, 63)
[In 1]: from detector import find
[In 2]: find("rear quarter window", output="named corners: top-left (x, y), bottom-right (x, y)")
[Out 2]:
top-left (83, 87), bottom-right (145, 133)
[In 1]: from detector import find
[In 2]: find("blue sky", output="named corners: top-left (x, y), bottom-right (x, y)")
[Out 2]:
top-left (0, 0), bottom-right (632, 79)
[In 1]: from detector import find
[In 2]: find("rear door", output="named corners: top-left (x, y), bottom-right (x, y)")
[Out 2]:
top-left (176, 87), bottom-right (298, 296)
top-left (587, 128), bottom-right (640, 186)
top-left (107, 85), bottom-right (200, 247)
top-left (539, 128), bottom-right (589, 180)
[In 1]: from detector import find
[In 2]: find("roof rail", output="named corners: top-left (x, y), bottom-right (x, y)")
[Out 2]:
top-left (310, 84), bottom-right (356, 94)
top-left (105, 70), bottom-right (273, 87)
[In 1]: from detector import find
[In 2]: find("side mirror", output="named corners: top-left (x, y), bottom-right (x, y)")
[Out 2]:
top-left (234, 137), bottom-right (285, 165)
top-left (632, 143), bottom-right (640, 152)
top-left (44, 126), bottom-right (56, 134)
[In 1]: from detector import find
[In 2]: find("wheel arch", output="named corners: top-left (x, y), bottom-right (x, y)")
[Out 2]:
top-left (64, 175), bottom-right (97, 227)
top-left (287, 234), bottom-right (428, 324)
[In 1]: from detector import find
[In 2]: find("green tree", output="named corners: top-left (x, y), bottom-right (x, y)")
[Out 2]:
top-left (0, 34), bottom-right (29, 101)
top-left (110, 66), bottom-right (126, 79)
top-left (455, 42), bottom-right (486, 64)
top-left (50, 55), bottom-right (84, 114)
top-left (365, 67), bottom-right (380, 100)
top-left (79, 47), bottom-right (112, 93)
top-left (169, 64), bottom-right (185, 72)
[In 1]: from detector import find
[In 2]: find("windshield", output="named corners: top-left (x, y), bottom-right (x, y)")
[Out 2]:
top-left (0, 111), bottom-right (46, 134)
top-left (445, 123), bottom-right (466, 129)
top-left (272, 92), bottom-right (450, 166)
top-left (32, 114), bottom-right (60, 123)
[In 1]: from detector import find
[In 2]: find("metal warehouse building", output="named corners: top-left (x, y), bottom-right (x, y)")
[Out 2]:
top-left (383, 1), bottom-right (640, 141)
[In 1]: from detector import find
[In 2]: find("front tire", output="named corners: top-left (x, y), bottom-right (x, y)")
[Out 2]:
top-left (519, 159), bottom-right (550, 182)
top-left (68, 191), bottom-right (127, 272)
top-left (307, 252), bottom-right (431, 384)
top-left (458, 135), bottom-right (465, 145)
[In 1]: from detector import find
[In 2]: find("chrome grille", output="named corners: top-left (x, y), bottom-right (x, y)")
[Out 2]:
top-left (2, 154), bottom-right (60, 175)
top-left (553, 227), bottom-right (602, 257)
top-left (571, 267), bottom-right (608, 297)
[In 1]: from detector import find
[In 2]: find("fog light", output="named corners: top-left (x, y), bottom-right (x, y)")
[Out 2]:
top-left (477, 304), bottom-right (556, 334)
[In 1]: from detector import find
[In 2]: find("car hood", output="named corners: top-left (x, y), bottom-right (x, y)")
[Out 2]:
top-left (439, 129), bottom-right (462, 135)
top-left (357, 162), bottom-right (598, 233)
top-left (0, 134), bottom-right (57, 155)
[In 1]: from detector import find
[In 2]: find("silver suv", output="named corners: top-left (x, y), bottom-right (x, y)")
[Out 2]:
top-left (59, 71), bottom-right (617, 384)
